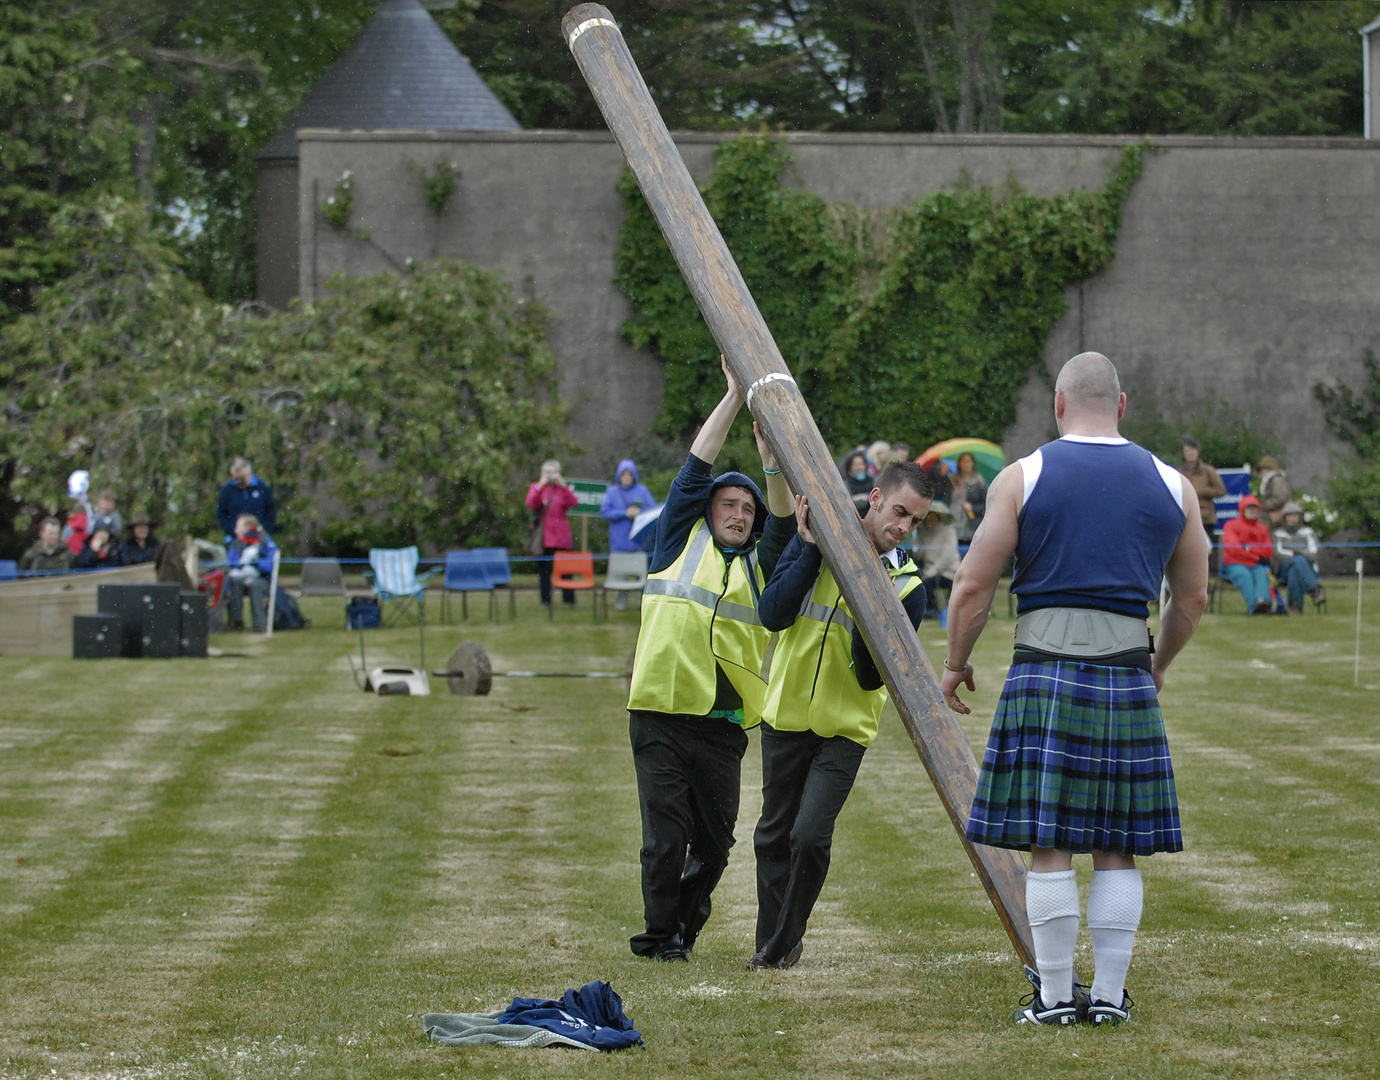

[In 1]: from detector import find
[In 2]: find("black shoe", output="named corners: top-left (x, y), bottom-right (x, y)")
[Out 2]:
top-left (654, 946), bottom-right (688, 963)
top-left (746, 941), bottom-right (802, 970)
top-left (1252, 598), bottom-right (1273, 615)
top-left (1087, 992), bottom-right (1133, 1026)
top-left (1019, 965), bottom-right (1089, 1024)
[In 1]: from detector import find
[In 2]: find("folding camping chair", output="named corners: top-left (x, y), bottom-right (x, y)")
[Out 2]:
top-left (442, 550), bottom-right (496, 623)
top-left (366, 547), bottom-right (434, 626)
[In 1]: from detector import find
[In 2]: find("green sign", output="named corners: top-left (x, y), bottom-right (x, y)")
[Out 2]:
top-left (567, 479), bottom-right (607, 517)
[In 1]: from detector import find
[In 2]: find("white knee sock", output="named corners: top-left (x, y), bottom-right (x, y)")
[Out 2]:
top-left (1026, 869), bottom-right (1080, 1008)
top-left (1088, 868), bottom-right (1143, 1006)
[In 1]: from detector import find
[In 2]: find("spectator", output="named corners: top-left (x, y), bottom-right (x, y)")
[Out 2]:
top-left (1257, 456), bottom-right (1290, 528)
top-left (217, 457), bottom-right (277, 539)
top-left (119, 513), bottom-right (162, 566)
top-left (948, 451), bottom-right (987, 544)
top-left (864, 440), bottom-right (891, 477)
top-left (891, 440), bottom-right (911, 464)
top-left (839, 451), bottom-right (873, 514)
top-left (526, 459), bottom-right (580, 609)
top-left (226, 514), bottom-right (277, 631)
top-left (601, 459), bottom-right (658, 611)
top-left (74, 528), bottom-right (118, 570)
top-left (1221, 495), bottom-right (1274, 614)
top-left (1178, 435), bottom-right (1226, 568)
top-left (62, 504), bottom-right (90, 556)
top-left (912, 500), bottom-right (960, 619)
top-left (19, 518), bottom-right (74, 573)
top-left (89, 489), bottom-right (122, 540)
top-left (1272, 501), bottom-right (1325, 613)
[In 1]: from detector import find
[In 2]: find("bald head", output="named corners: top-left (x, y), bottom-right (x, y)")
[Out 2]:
top-left (1053, 352), bottom-right (1126, 435)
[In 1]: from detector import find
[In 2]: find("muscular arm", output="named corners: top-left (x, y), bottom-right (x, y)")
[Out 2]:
top-left (1153, 478), bottom-right (1210, 689)
top-left (940, 463), bottom-right (1022, 711)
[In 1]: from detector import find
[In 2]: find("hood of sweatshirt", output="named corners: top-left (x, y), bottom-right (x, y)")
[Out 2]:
top-left (615, 459), bottom-right (639, 484)
top-left (1238, 494), bottom-right (1262, 516)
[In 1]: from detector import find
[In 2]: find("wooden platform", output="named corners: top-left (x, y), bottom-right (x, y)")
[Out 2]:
top-left (0, 565), bottom-right (159, 656)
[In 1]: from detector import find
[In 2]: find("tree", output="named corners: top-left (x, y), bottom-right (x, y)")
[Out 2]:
top-left (1316, 352), bottom-right (1380, 539)
top-left (0, 198), bottom-right (571, 551)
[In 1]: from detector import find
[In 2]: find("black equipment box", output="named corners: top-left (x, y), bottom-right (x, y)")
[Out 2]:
top-left (73, 612), bottom-right (125, 659)
top-left (97, 582), bottom-right (181, 658)
top-left (178, 591), bottom-right (208, 657)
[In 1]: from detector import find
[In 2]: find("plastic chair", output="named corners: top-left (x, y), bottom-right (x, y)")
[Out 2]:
top-left (366, 547), bottom-right (433, 626)
top-left (298, 558), bottom-right (347, 596)
top-left (0, 560), bottom-right (17, 581)
top-left (602, 551), bottom-right (648, 611)
top-left (470, 547), bottom-right (516, 619)
top-left (442, 550), bottom-right (496, 623)
top-left (550, 551), bottom-right (599, 621)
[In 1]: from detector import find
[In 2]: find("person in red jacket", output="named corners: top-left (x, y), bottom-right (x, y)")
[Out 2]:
top-left (526, 459), bottom-right (581, 608)
top-left (1220, 494), bottom-right (1274, 614)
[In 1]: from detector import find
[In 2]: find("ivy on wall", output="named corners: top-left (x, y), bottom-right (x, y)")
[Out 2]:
top-left (614, 134), bottom-right (1146, 460)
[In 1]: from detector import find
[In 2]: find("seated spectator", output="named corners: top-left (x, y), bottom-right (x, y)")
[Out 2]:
top-left (89, 489), bottom-right (123, 539)
top-left (1272, 501), bottom-right (1325, 613)
top-left (1221, 495), bottom-right (1274, 614)
top-left (218, 457), bottom-right (277, 540)
top-left (119, 513), bottom-right (162, 566)
top-left (840, 451), bottom-right (873, 514)
top-left (911, 500), bottom-right (960, 618)
top-left (601, 458), bottom-right (658, 610)
top-left (226, 514), bottom-right (277, 632)
top-left (19, 517), bottom-right (74, 573)
top-left (62, 504), bottom-right (90, 556)
top-left (1257, 456), bottom-right (1291, 528)
top-left (865, 440), bottom-right (892, 477)
top-left (74, 528), bottom-right (119, 570)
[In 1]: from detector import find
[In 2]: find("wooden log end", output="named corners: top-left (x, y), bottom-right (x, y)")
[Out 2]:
top-left (562, 4), bottom-right (618, 47)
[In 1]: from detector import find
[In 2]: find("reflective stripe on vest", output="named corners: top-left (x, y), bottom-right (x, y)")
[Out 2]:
top-left (793, 573), bottom-right (914, 637)
top-left (641, 524), bottom-right (763, 625)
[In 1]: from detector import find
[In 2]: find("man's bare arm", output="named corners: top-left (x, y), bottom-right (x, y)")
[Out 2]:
top-left (940, 462), bottom-right (1022, 711)
top-left (1153, 476), bottom-right (1210, 689)
top-left (689, 355), bottom-right (744, 465)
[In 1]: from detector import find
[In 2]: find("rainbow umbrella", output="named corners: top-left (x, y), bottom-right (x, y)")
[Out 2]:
top-left (915, 438), bottom-right (1005, 483)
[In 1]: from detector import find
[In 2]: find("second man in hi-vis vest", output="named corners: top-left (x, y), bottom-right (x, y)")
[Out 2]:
top-left (749, 461), bottom-right (935, 969)
top-left (626, 357), bottom-right (794, 962)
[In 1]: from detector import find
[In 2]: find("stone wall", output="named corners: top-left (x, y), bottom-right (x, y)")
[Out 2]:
top-left (271, 130), bottom-right (1380, 495)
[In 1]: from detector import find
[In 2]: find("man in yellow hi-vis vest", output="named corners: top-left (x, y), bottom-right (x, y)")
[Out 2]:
top-left (749, 461), bottom-right (934, 969)
top-left (626, 357), bottom-right (794, 963)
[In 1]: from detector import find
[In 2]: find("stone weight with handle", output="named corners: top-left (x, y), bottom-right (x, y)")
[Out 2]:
top-left (560, 2), bottom-right (1034, 967)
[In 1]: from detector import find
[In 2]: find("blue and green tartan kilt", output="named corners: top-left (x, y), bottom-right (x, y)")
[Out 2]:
top-left (965, 660), bottom-right (1182, 856)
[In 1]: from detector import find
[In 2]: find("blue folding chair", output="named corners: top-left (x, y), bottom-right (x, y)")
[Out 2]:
top-left (470, 547), bottom-right (516, 619)
top-left (0, 560), bottom-right (17, 581)
top-left (442, 550), bottom-right (496, 623)
top-left (366, 547), bottom-right (434, 626)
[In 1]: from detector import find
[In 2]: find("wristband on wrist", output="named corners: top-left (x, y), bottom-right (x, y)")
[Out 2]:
top-left (943, 658), bottom-right (969, 673)
top-left (763, 467), bottom-right (782, 476)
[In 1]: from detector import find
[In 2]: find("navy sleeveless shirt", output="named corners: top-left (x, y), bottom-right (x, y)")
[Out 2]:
top-left (1011, 436), bottom-right (1187, 619)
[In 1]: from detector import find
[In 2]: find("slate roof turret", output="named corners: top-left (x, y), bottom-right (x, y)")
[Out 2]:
top-left (257, 0), bottom-right (519, 161)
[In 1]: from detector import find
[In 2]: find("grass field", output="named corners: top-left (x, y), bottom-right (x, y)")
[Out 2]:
top-left (2, 579), bottom-right (1378, 1079)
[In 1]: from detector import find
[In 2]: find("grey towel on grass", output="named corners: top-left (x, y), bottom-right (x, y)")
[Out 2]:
top-left (423, 1012), bottom-right (595, 1050)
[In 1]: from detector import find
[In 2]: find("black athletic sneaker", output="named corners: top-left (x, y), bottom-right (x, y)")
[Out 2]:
top-left (1017, 966), bottom-right (1089, 1025)
top-left (1087, 992), bottom-right (1133, 1026)
top-left (654, 945), bottom-right (688, 963)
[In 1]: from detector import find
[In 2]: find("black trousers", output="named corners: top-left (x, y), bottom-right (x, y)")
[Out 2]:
top-left (628, 710), bottom-right (748, 956)
top-left (754, 723), bottom-right (866, 961)
top-left (539, 546), bottom-right (576, 606)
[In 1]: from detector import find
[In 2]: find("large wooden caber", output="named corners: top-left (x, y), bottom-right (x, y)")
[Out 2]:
top-left (561, 3), bottom-right (1035, 966)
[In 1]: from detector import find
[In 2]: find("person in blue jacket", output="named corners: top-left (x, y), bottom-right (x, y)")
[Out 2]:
top-left (217, 457), bottom-right (277, 540)
top-left (601, 459), bottom-right (659, 610)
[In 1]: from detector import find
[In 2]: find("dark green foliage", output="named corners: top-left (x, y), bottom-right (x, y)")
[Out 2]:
top-left (615, 135), bottom-right (1144, 456)
top-left (0, 199), bottom-right (571, 551)
top-left (0, 5), bottom-right (138, 319)
top-left (1122, 400), bottom-right (1284, 474)
top-left (1315, 351), bottom-right (1380, 537)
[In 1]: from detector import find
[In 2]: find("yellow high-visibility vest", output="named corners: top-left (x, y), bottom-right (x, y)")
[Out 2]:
top-left (763, 556), bottom-right (922, 747)
top-left (627, 520), bottom-right (769, 725)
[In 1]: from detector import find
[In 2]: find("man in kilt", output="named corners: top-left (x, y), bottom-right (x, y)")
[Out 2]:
top-left (941, 353), bottom-right (1208, 1025)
